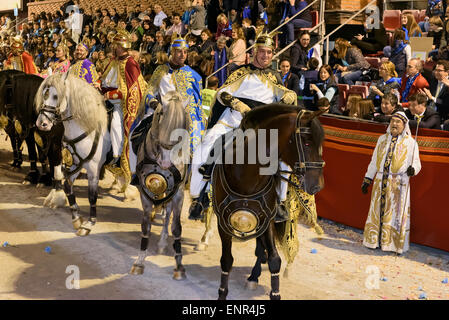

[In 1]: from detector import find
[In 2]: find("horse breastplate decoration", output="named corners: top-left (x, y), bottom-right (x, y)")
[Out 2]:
top-left (213, 164), bottom-right (277, 241)
top-left (137, 158), bottom-right (184, 206)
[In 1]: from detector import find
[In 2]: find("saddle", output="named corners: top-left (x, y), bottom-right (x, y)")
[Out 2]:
top-left (130, 115), bottom-right (153, 155)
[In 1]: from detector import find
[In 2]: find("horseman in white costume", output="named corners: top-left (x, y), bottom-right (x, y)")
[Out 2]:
top-left (188, 33), bottom-right (297, 221)
top-left (361, 111), bottom-right (421, 254)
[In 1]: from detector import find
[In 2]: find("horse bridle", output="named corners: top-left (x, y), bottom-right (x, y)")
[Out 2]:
top-left (277, 110), bottom-right (325, 188)
top-left (38, 104), bottom-right (73, 126)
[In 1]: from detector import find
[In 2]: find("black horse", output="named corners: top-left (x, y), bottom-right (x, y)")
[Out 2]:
top-left (0, 70), bottom-right (63, 187)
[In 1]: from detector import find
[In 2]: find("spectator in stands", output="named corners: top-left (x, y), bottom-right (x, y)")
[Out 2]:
top-left (153, 4), bottom-right (168, 28)
top-left (43, 47), bottom-right (57, 70)
top-left (298, 57), bottom-right (319, 107)
top-left (383, 29), bottom-right (411, 77)
top-left (399, 58), bottom-right (430, 108)
top-left (343, 94), bottom-right (363, 116)
top-left (406, 93), bottom-right (441, 129)
top-left (228, 26), bottom-right (247, 73)
top-left (279, 58), bottom-right (300, 96)
top-left (333, 38), bottom-right (370, 85)
top-left (216, 13), bottom-right (233, 40)
top-left (110, 8), bottom-right (120, 23)
top-left (142, 33), bottom-right (155, 54)
top-left (310, 64), bottom-right (340, 114)
top-left (401, 12), bottom-right (422, 39)
top-left (361, 111), bottom-right (421, 254)
top-left (373, 93), bottom-right (404, 123)
top-left (290, 30), bottom-right (312, 75)
top-left (242, 18), bottom-right (256, 47)
top-left (166, 13), bottom-right (187, 36)
top-left (420, 59), bottom-right (449, 124)
top-left (351, 17), bottom-right (388, 55)
top-left (280, 0), bottom-right (312, 46)
top-left (189, 0), bottom-right (207, 37)
top-left (199, 29), bottom-right (214, 54)
top-left (348, 99), bottom-right (375, 120)
top-left (208, 35), bottom-right (229, 86)
top-left (368, 61), bottom-right (401, 109)
top-left (420, 0), bottom-right (445, 32)
top-left (95, 50), bottom-right (109, 76)
top-left (316, 97), bottom-right (330, 113)
top-left (150, 31), bottom-right (168, 60)
top-left (427, 16), bottom-right (444, 60)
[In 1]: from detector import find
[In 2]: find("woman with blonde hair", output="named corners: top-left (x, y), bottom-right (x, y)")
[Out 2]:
top-left (228, 25), bottom-right (246, 74)
top-left (344, 94), bottom-right (363, 115)
top-left (216, 13), bottom-right (232, 40)
top-left (333, 38), bottom-right (370, 85)
top-left (348, 98), bottom-right (375, 120)
top-left (41, 42), bottom-right (70, 76)
top-left (368, 61), bottom-right (401, 109)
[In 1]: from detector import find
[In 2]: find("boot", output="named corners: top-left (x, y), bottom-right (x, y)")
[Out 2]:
top-left (274, 200), bottom-right (289, 223)
top-left (188, 183), bottom-right (210, 220)
top-left (199, 163), bottom-right (214, 181)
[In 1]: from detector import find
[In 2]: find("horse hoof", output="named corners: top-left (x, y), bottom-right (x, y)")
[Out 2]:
top-left (22, 180), bottom-right (31, 185)
top-left (72, 217), bottom-right (83, 230)
top-left (195, 243), bottom-right (208, 251)
top-left (173, 270), bottom-right (186, 280)
top-left (36, 183), bottom-right (44, 189)
top-left (245, 281), bottom-right (258, 290)
top-left (76, 227), bottom-right (91, 237)
top-left (130, 264), bottom-right (145, 275)
top-left (269, 292), bottom-right (281, 300)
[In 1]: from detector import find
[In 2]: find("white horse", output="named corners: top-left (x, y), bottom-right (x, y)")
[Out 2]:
top-left (130, 91), bottom-right (190, 280)
top-left (35, 73), bottom-right (126, 236)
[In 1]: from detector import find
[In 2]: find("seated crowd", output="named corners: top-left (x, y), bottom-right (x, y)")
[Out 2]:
top-left (1, 0), bottom-right (449, 131)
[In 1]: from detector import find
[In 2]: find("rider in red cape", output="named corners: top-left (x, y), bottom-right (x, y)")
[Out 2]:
top-left (4, 36), bottom-right (38, 75)
top-left (98, 30), bottom-right (147, 190)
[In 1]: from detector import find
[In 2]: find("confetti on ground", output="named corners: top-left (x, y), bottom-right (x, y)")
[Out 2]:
top-left (442, 278), bottom-right (448, 284)
top-left (3, 241), bottom-right (8, 247)
top-left (310, 249), bottom-right (317, 254)
top-left (381, 277), bottom-right (388, 282)
top-left (419, 292), bottom-right (427, 299)
top-left (44, 246), bottom-right (52, 254)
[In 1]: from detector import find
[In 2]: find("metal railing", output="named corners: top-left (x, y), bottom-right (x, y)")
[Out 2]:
top-left (272, 20), bottom-right (325, 60)
top-left (205, 0), bottom-right (325, 87)
top-left (315, 0), bottom-right (377, 65)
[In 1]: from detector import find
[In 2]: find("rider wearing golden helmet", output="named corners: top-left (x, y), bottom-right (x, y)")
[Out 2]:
top-left (4, 36), bottom-right (38, 74)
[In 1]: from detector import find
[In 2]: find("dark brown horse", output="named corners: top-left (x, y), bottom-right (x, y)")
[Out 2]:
top-left (212, 104), bottom-right (325, 300)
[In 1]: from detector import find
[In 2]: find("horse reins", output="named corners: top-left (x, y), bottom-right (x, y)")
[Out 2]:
top-left (277, 110), bottom-right (325, 187)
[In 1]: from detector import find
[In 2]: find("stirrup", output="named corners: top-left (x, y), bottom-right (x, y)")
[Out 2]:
top-left (274, 201), bottom-right (289, 223)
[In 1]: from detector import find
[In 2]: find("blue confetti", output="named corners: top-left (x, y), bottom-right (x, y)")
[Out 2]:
top-left (418, 286), bottom-right (423, 291)
top-left (442, 278), bottom-right (448, 284)
top-left (381, 277), bottom-right (388, 282)
top-left (310, 249), bottom-right (317, 254)
top-left (2, 241), bottom-right (8, 247)
top-left (44, 246), bottom-right (52, 254)
top-left (418, 292), bottom-right (427, 299)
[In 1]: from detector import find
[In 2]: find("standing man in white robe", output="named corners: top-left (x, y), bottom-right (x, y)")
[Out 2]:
top-left (361, 111), bottom-right (421, 254)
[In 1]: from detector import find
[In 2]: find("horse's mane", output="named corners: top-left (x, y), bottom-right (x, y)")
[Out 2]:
top-left (11, 73), bottom-right (43, 123)
top-left (151, 91), bottom-right (188, 146)
top-left (241, 103), bottom-right (325, 146)
top-left (35, 74), bottom-right (107, 133)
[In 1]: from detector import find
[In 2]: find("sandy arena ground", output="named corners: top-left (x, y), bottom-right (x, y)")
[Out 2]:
top-left (0, 130), bottom-right (448, 300)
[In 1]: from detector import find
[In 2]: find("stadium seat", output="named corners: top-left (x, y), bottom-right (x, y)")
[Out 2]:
top-left (365, 51), bottom-right (384, 58)
top-left (365, 57), bottom-right (381, 69)
top-left (347, 85), bottom-right (369, 99)
top-left (383, 10), bottom-right (402, 32)
top-left (337, 84), bottom-right (350, 111)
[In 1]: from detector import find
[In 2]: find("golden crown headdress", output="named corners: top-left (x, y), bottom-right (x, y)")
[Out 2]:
top-left (255, 32), bottom-right (275, 50)
top-left (170, 34), bottom-right (189, 50)
top-left (112, 29), bottom-right (131, 49)
top-left (10, 35), bottom-right (24, 51)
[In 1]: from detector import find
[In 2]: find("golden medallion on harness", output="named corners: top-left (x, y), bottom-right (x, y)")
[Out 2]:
top-left (14, 120), bottom-right (22, 135)
top-left (145, 173), bottom-right (167, 196)
top-left (229, 210), bottom-right (258, 234)
top-left (34, 131), bottom-right (44, 148)
top-left (62, 148), bottom-right (73, 167)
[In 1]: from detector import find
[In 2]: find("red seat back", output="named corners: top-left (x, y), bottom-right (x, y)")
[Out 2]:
top-left (337, 84), bottom-right (350, 111)
top-left (347, 85), bottom-right (369, 99)
top-left (383, 10), bottom-right (402, 32)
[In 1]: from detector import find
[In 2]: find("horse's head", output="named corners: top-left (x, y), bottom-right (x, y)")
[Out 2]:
top-left (35, 75), bottom-right (69, 131)
top-left (148, 91), bottom-right (189, 170)
top-left (280, 109), bottom-right (326, 195)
